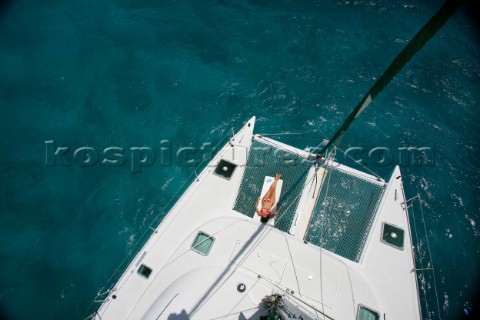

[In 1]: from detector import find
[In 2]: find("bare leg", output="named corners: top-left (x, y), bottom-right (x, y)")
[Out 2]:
top-left (263, 181), bottom-right (276, 203)
top-left (262, 173), bottom-right (281, 204)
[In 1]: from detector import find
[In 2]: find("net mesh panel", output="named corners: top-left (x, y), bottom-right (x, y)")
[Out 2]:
top-left (305, 167), bottom-right (385, 262)
top-left (233, 140), bottom-right (311, 232)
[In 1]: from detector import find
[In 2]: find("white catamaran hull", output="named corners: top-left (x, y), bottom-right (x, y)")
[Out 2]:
top-left (93, 117), bottom-right (421, 320)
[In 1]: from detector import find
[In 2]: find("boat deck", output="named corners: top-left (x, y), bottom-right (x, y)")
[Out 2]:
top-left (93, 118), bottom-right (421, 320)
top-left (233, 137), bottom-right (385, 262)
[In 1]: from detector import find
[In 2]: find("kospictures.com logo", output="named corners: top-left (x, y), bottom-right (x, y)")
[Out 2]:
top-left (45, 140), bottom-right (435, 173)
top-left (44, 140), bottom-right (219, 173)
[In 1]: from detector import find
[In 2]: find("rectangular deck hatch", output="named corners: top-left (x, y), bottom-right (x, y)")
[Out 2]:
top-left (191, 231), bottom-right (215, 255)
top-left (214, 159), bottom-right (237, 180)
top-left (358, 305), bottom-right (380, 320)
top-left (137, 264), bottom-right (152, 279)
top-left (381, 223), bottom-right (405, 250)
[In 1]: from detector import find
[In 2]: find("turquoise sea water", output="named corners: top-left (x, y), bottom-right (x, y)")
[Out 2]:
top-left (0, 0), bottom-right (478, 319)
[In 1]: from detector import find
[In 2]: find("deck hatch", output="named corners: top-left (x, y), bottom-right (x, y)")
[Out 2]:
top-left (192, 231), bottom-right (215, 255)
top-left (137, 264), bottom-right (152, 279)
top-left (357, 305), bottom-right (380, 320)
top-left (214, 159), bottom-right (237, 180)
top-left (381, 223), bottom-right (405, 250)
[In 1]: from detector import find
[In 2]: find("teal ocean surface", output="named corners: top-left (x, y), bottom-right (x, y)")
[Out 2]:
top-left (0, 0), bottom-right (478, 319)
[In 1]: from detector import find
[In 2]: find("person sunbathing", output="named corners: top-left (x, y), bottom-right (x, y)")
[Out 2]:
top-left (255, 173), bottom-right (281, 223)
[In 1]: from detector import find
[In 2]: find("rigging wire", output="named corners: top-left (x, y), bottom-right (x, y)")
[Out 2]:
top-left (340, 260), bottom-right (357, 319)
top-left (260, 129), bottom-right (322, 137)
top-left (418, 196), bottom-right (442, 320)
top-left (264, 126), bottom-right (384, 183)
top-left (411, 204), bottom-right (423, 318)
top-left (317, 148), bottom-right (336, 319)
top-left (409, 196), bottom-right (428, 318)
top-left (408, 194), bottom-right (442, 320)
top-left (333, 145), bottom-right (383, 181)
